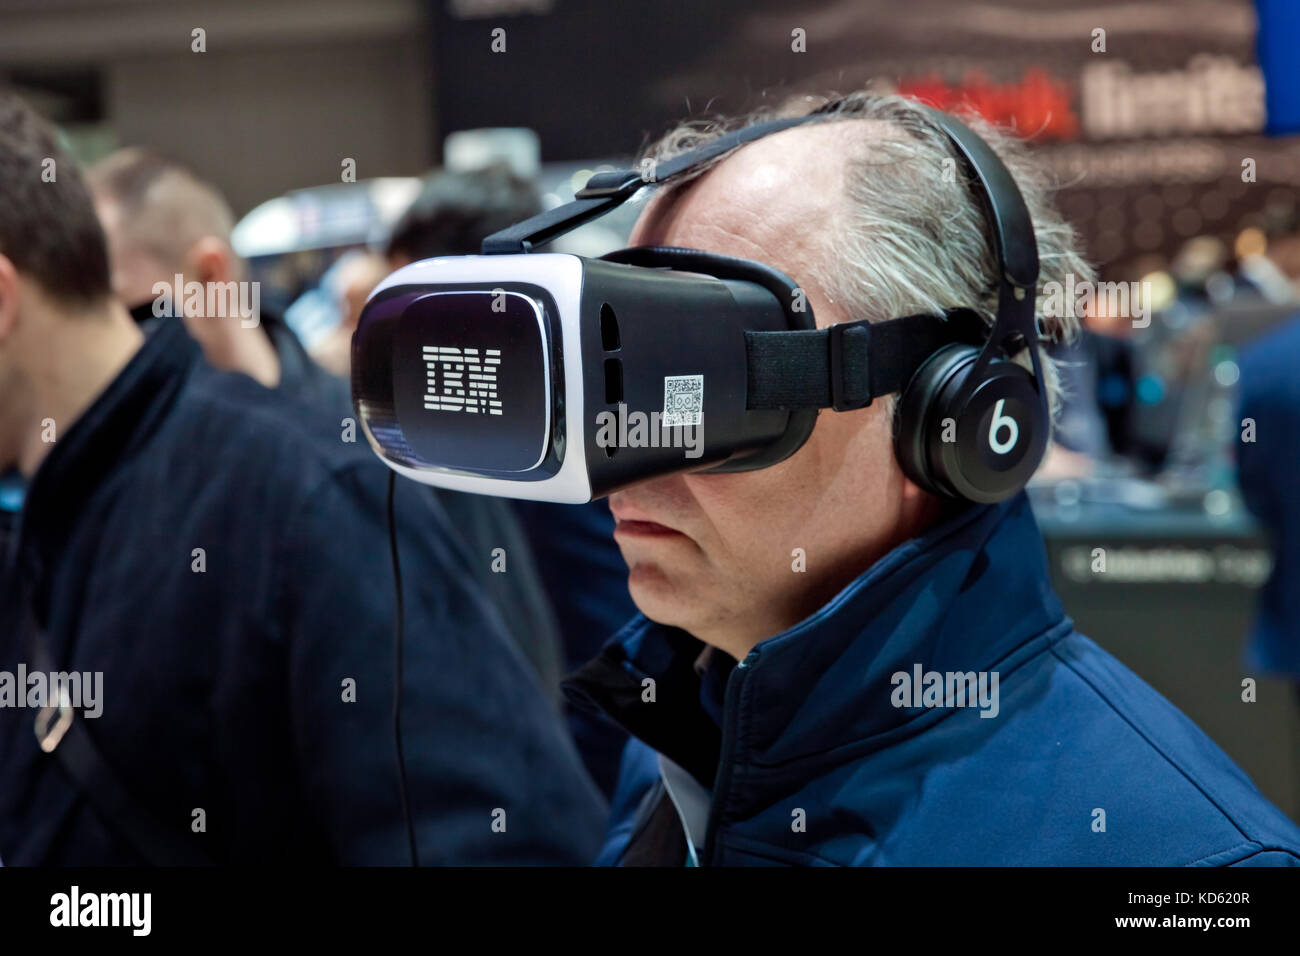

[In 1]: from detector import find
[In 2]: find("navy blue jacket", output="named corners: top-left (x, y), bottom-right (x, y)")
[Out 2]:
top-left (567, 493), bottom-right (1300, 866)
top-left (1236, 314), bottom-right (1300, 679)
top-left (513, 499), bottom-right (637, 797)
top-left (0, 319), bottom-right (605, 865)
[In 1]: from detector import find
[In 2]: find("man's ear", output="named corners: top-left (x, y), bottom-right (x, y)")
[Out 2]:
top-left (897, 457), bottom-right (946, 537)
top-left (0, 254), bottom-right (21, 345)
top-left (900, 472), bottom-right (927, 500)
top-left (890, 400), bottom-right (934, 503)
top-left (188, 237), bottom-right (236, 286)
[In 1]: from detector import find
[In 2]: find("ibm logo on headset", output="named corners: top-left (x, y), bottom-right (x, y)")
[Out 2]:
top-left (423, 345), bottom-right (503, 415)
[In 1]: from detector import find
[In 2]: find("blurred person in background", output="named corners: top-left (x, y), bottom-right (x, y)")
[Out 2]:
top-left (88, 151), bottom-right (571, 697)
top-left (0, 93), bottom-right (605, 865)
top-left (307, 251), bottom-right (391, 379)
top-left (1238, 317), bottom-right (1300, 696)
top-left (1237, 204), bottom-right (1300, 305)
top-left (1236, 210), bottom-right (1300, 700)
top-left (369, 164), bottom-right (639, 797)
top-left (1034, 287), bottom-right (1145, 482)
top-left (87, 148), bottom-right (347, 411)
top-left (383, 162), bottom-right (542, 272)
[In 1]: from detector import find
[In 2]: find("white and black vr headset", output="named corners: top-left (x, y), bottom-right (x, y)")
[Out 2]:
top-left (353, 102), bottom-right (1049, 505)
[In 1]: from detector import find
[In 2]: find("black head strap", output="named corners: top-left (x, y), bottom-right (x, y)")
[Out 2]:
top-left (742, 106), bottom-right (1045, 413)
top-left (745, 309), bottom-right (986, 412)
top-left (480, 115), bottom-right (823, 255)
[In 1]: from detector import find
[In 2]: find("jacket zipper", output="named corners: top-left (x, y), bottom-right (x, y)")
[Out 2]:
top-left (701, 652), bottom-right (754, 866)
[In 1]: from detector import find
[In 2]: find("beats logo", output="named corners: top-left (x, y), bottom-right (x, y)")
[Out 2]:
top-left (987, 398), bottom-right (1019, 455)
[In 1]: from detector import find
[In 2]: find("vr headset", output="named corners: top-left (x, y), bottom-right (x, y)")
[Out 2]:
top-left (352, 103), bottom-right (1049, 504)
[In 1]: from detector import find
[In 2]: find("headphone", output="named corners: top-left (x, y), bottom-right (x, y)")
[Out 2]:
top-left (885, 105), bottom-right (1049, 504)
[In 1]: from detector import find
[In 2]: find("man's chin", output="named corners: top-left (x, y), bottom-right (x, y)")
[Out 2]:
top-left (625, 561), bottom-right (703, 630)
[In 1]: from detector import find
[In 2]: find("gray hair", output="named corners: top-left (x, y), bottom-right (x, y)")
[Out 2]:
top-left (637, 92), bottom-right (1094, 425)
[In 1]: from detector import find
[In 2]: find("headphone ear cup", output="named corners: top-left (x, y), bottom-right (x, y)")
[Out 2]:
top-left (895, 344), bottom-right (1049, 503)
top-left (894, 344), bottom-right (979, 499)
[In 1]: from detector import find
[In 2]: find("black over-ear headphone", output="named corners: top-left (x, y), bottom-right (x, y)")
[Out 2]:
top-left (479, 100), bottom-right (1050, 504)
top-left (889, 106), bottom-right (1048, 503)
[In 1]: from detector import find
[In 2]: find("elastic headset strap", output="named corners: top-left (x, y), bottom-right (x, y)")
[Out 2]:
top-left (479, 114), bottom-right (826, 255)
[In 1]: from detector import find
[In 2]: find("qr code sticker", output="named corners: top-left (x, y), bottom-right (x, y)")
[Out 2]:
top-left (662, 375), bottom-right (703, 427)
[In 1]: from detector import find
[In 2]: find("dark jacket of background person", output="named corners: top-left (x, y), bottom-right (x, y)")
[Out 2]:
top-left (435, 493), bottom-right (565, 694)
top-left (512, 499), bottom-right (637, 796)
top-left (262, 307), bottom-right (352, 414)
top-left (0, 319), bottom-right (606, 865)
top-left (1236, 314), bottom-right (1300, 681)
top-left (131, 298), bottom-right (350, 416)
top-left (380, 162), bottom-right (635, 750)
top-left (569, 493), bottom-right (1300, 866)
top-left (263, 299), bottom-right (568, 698)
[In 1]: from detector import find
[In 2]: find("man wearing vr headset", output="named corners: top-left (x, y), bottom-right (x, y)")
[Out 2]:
top-left (355, 92), bottom-right (1300, 865)
top-left (585, 95), bottom-right (1300, 866)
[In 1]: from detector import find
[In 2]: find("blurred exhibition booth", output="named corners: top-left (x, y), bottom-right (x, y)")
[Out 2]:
top-left (2, 0), bottom-right (1299, 818)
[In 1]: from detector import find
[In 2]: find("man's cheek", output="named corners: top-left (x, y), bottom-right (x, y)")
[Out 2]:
top-left (687, 469), bottom-right (787, 523)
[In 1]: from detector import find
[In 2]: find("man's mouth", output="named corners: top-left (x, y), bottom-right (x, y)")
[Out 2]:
top-left (609, 498), bottom-right (687, 539)
top-left (613, 518), bottom-right (685, 538)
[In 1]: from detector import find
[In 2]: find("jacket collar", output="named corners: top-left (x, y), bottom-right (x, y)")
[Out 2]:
top-left (15, 318), bottom-right (199, 612)
top-left (564, 491), bottom-right (1068, 788)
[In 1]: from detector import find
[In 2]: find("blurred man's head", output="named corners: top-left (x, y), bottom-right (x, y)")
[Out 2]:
top-left (88, 148), bottom-right (238, 304)
top-left (305, 163), bottom-right (541, 381)
top-left (307, 250), bottom-right (391, 379)
top-left (0, 93), bottom-right (141, 476)
top-left (385, 163), bottom-right (541, 269)
top-left (609, 93), bottom-right (1091, 660)
top-left (87, 149), bottom-right (278, 386)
